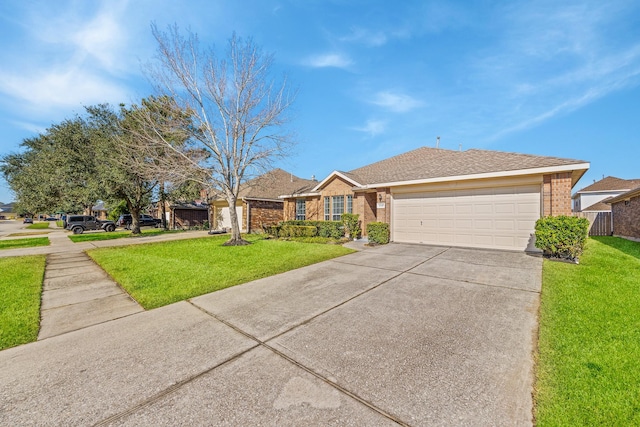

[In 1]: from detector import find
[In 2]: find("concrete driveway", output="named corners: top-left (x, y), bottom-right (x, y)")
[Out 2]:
top-left (0, 243), bottom-right (541, 426)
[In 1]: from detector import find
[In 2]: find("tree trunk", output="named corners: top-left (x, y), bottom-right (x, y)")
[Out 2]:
top-left (223, 195), bottom-right (249, 246)
top-left (160, 182), bottom-right (167, 230)
top-left (130, 206), bottom-right (142, 235)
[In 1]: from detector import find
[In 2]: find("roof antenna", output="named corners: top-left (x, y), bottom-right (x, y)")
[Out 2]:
top-left (290, 173), bottom-right (293, 183)
top-left (436, 136), bottom-right (440, 148)
top-left (459, 143), bottom-right (462, 151)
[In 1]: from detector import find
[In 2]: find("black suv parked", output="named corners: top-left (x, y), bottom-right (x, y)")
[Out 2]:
top-left (116, 214), bottom-right (162, 229)
top-left (65, 215), bottom-right (116, 234)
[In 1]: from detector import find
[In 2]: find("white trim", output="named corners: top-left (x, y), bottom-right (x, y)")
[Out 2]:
top-left (278, 192), bottom-right (320, 199)
top-left (361, 163), bottom-right (590, 189)
top-left (574, 189), bottom-right (632, 196)
top-left (242, 197), bottom-right (284, 203)
top-left (311, 171), bottom-right (363, 192)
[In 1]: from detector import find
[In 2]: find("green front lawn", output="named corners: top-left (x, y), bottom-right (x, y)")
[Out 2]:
top-left (88, 235), bottom-right (354, 309)
top-left (0, 237), bottom-right (50, 250)
top-left (0, 256), bottom-right (46, 350)
top-left (535, 237), bottom-right (640, 425)
top-left (25, 222), bottom-right (50, 229)
top-left (68, 228), bottom-right (182, 242)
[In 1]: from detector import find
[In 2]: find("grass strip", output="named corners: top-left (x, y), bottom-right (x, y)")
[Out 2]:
top-left (0, 237), bottom-right (50, 250)
top-left (25, 222), bottom-right (50, 230)
top-left (88, 235), bottom-right (354, 309)
top-left (68, 228), bottom-right (183, 243)
top-left (535, 237), bottom-right (640, 426)
top-left (0, 256), bottom-right (46, 350)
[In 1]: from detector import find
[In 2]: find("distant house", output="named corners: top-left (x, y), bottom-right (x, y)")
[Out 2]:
top-left (281, 146), bottom-right (589, 252)
top-left (572, 176), bottom-right (640, 212)
top-left (84, 201), bottom-right (109, 220)
top-left (0, 202), bottom-right (17, 220)
top-left (607, 186), bottom-right (640, 242)
top-left (169, 201), bottom-right (209, 229)
top-left (210, 169), bottom-right (316, 233)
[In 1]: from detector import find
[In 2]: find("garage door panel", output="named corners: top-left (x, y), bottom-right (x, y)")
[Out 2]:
top-left (474, 219), bottom-right (493, 230)
top-left (392, 184), bottom-right (540, 251)
top-left (495, 203), bottom-right (515, 214)
top-left (518, 202), bottom-right (539, 214)
top-left (474, 204), bottom-right (494, 214)
top-left (495, 220), bottom-right (515, 230)
top-left (455, 219), bottom-right (473, 229)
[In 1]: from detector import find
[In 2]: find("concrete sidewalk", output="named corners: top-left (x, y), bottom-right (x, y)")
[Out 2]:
top-left (0, 243), bottom-right (541, 426)
top-left (1, 228), bottom-right (221, 337)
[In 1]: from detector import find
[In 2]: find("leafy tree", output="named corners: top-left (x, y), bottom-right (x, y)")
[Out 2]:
top-left (86, 104), bottom-right (159, 235)
top-left (144, 24), bottom-right (296, 245)
top-left (0, 117), bottom-right (101, 215)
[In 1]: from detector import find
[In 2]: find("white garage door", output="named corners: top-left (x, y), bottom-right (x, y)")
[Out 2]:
top-left (220, 206), bottom-right (244, 231)
top-left (392, 184), bottom-right (541, 251)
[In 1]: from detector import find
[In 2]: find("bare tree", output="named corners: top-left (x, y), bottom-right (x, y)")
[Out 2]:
top-left (145, 24), bottom-right (296, 245)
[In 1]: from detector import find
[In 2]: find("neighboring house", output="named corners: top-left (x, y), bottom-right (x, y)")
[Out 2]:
top-left (210, 169), bottom-right (316, 232)
top-left (150, 199), bottom-right (208, 229)
top-left (572, 176), bottom-right (640, 212)
top-left (84, 201), bottom-right (109, 220)
top-left (281, 147), bottom-right (589, 252)
top-left (169, 201), bottom-right (209, 229)
top-left (0, 202), bottom-right (17, 220)
top-left (607, 186), bottom-right (640, 242)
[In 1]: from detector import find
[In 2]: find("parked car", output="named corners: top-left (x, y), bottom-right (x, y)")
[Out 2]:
top-left (23, 217), bottom-right (33, 224)
top-left (65, 215), bottom-right (116, 234)
top-left (44, 217), bottom-right (58, 221)
top-left (116, 214), bottom-right (162, 229)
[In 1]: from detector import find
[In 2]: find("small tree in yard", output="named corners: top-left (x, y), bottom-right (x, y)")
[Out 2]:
top-left (145, 24), bottom-right (296, 246)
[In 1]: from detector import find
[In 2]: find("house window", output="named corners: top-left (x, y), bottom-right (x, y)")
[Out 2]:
top-left (332, 195), bottom-right (344, 221)
top-left (346, 195), bottom-right (353, 214)
top-left (295, 199), bottom-right (306, 220)
top-left (324, 197), bottom-right (330, 221)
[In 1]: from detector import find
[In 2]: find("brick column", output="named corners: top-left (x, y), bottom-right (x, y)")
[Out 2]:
top-left (543, 173), bottom-right (573, 216)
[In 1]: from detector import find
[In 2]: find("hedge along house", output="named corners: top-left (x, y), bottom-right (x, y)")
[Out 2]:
top-left (209, 169), bottom-right (316, 233)
top-left (281, 147), bottom-right (589, 251)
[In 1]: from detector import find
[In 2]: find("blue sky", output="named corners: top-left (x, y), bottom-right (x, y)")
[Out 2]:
top-left (1, 0), bottom-right (639, 203)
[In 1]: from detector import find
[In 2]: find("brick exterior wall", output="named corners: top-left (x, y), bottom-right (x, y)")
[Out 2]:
top-left (173, 208), bottom-right (208, 228)
top-left (543, 173), bottom-right (573, 216)
top-left (612, 196), bottom-right (640, 239)
top-left (282, 176), bottom-right (391, 237)
top-left (245, 200), bottom-right (283, 232)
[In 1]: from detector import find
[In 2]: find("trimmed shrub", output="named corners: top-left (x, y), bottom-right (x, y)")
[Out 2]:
top-left (342, 213), bottom-right (361, 239)
top-left (367, 222), bottom-right (390, 244)
top-left (535, 215), bottom-right (589, 261)
top-left (318, 221), bottom-right (344, 239)
top-left (263, 224), bottom-right (281, 237)
top-left (278, 220), bottom-right (344, 239)
top-left (279, 225), bottom-right (317, 238)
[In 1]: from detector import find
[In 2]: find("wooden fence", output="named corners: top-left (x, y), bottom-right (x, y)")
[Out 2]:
top-left (574, 211), bottom-right (612, 236)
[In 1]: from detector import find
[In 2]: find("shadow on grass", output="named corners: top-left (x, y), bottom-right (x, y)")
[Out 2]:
top-left (590, 236), bottom-right (640, 260)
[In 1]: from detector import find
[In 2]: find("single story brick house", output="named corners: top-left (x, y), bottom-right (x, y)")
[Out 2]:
top-left (572, 176), bottom-right (640, 212)
top-left (281, 147), bottom-right (589, 251)
top-left (210, 169), bottom-right (316, 232)
top-left (607, 186), bottom-right (640, 242)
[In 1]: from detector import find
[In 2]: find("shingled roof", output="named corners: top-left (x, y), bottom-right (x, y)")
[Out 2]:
top-left (339, 147), bottom-right (587, 186)
top-left (238, 169), bottom-right (316, 200)
top-left (574, 176), bottom-right (640, 193)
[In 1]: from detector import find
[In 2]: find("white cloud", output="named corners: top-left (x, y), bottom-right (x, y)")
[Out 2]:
top-left (0, 67), bottom-right (130, 114)
top-left (340, 27), bottom-right (388, 47)
top-left (304, 53), bottom-right (353, 69)
top-left (462, 0), bottom-right (640, 142)
top-left (351, 119), bottom-right (387, 137)
top-left (370, 91), bottom-right (424, 113)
